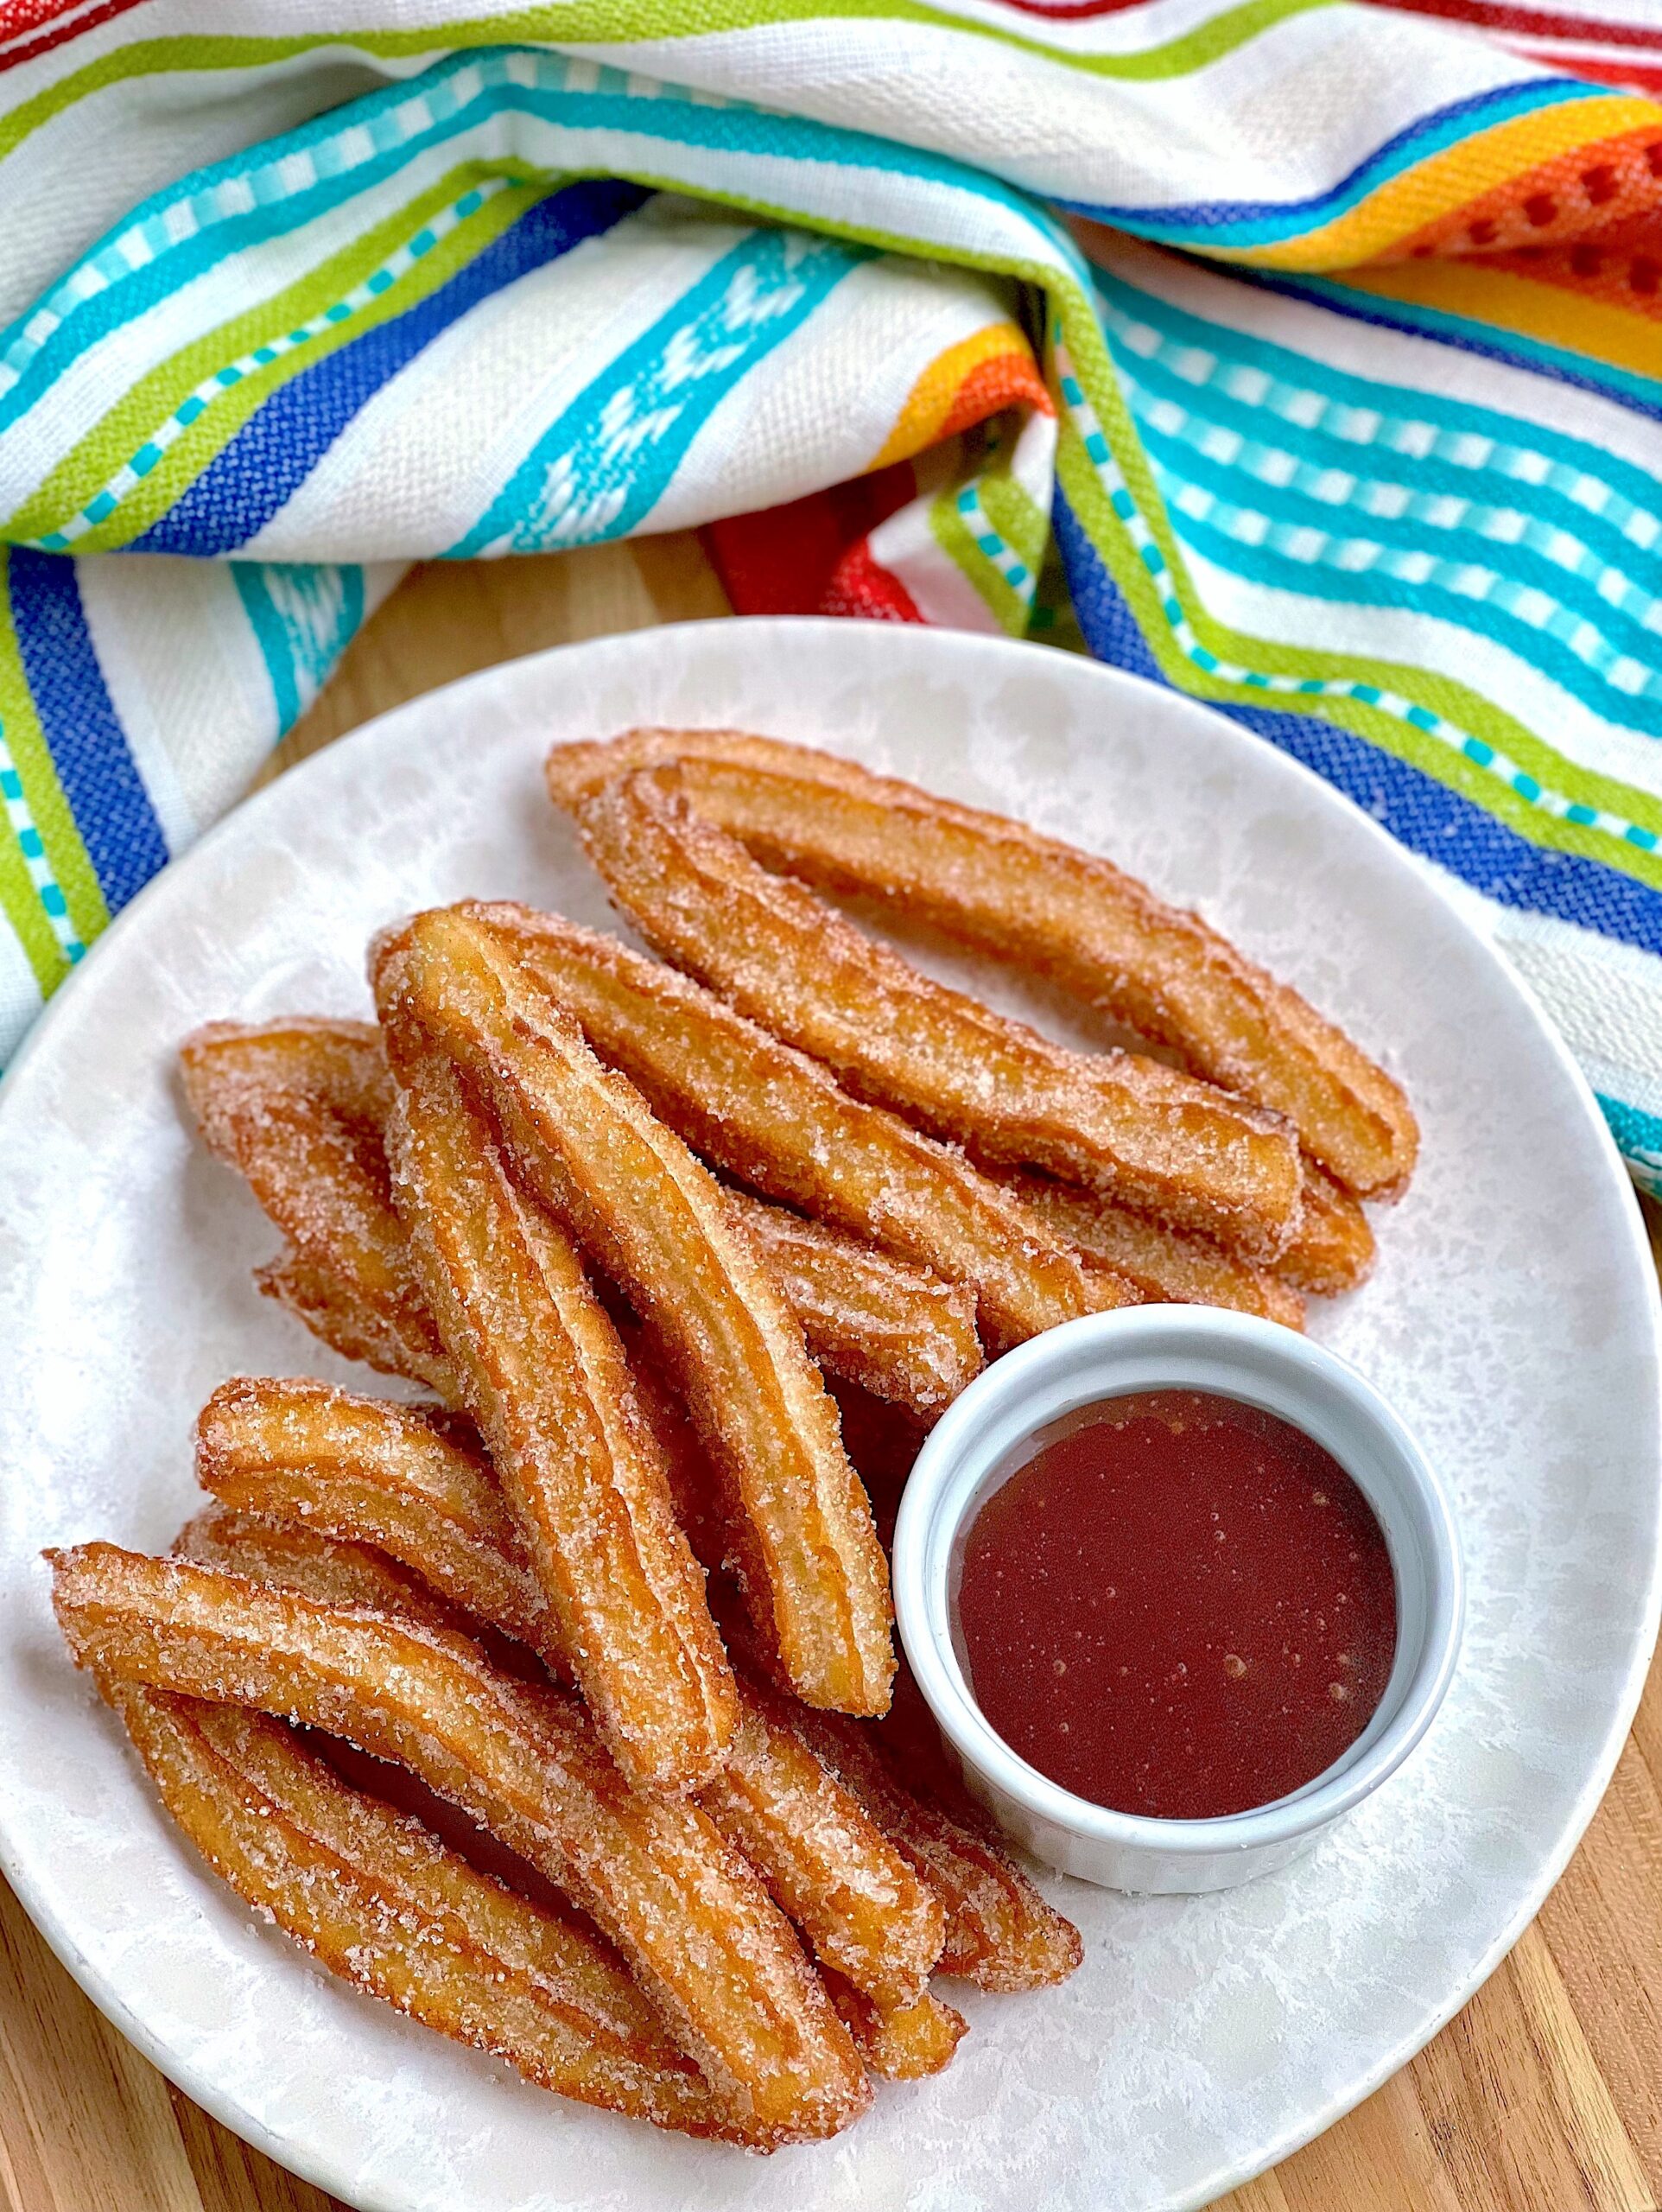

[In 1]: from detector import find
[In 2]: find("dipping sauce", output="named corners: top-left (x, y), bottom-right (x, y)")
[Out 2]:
top-left (955, 1389), bottom-right (1396, 1820)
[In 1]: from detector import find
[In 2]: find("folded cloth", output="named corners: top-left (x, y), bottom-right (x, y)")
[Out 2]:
top-left (0, 3), bottom-right (1658, 1190)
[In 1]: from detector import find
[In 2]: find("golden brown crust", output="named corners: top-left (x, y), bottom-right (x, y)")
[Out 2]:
top-left (180, 1020), bottom-right (445, 1381)
top-left (821, 1974), bottom-right (968, 2080)
top-left (468, 903), bottom-right (1125, 1352)
top-left (780, 1707), bottom-right (1082, 1993)
top-left (173, 1502), bottom-right (469, 1636)
top-left (610, 1390), bottom-right (1072, 1996)
top-left (380, 1034), bottom-right (736, 1796)
top-left (1275, 1162), bottom-right (1377, 1296)
top-left (568, 770), bottom-right (1304, 1262)
top-left (377, 909), bottom-right (894, 1719)
top-left (1002, 1172), bottom-right (1307, 1330)
top-left (181, 1015), bottom-right (392, 1131)
top-left (108, 731), bottom-right (1398, 2148)
top-left (194, 1378), bottom-right (561, 1669)
top-left (253, 1248), bottom-right (456, 1394)
top-left (547, 730), bottom-right (1418, 1198)
top-left (113, 739), bottom-right (1391, 2147)
top-left (50, 1545), bottom-right (869, 2145)
top-left (725, 1190), bottom-right (981, 1414)
top-left (106, 1682), bottom-right (752, 2141)
top-left (188, 1435), bottom-right (949, 2021)
top-left (193, 1009), bottom-right (973, 1417)
top-left (703, 1677), bottom-right (945, 2012)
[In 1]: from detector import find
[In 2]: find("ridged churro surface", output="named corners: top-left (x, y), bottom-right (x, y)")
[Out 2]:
top-left (549, 730), bottom-right (1418, 1198)
top-left (571, 771), bottom-right (1304, 1261)
top-left (380, 1033), bottom-right (736, 1795)
top-left (381, 909), bottom-right (894, 1719)
top-left (108, 1682), bottom-right (751, 2140)
top-left (51, 1545), bottom-right (868, 2145)
top-left (470, 903), bottom-right (1123, 1351)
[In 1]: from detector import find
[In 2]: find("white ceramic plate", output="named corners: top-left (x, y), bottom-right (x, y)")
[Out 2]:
top-left (0, 618), bottom-right (1656, 2212)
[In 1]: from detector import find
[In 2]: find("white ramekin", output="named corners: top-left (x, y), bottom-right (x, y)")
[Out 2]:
top-left (891, 1306), bottom-right (1463, 1894)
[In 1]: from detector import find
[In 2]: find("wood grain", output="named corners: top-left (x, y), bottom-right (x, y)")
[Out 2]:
top-left (3, 538), bottom-right (1659, 2212)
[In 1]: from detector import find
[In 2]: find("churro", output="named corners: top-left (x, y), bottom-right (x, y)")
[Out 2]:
top-left (1278, 1163), bottom-right (1376, 1297)
top-left (783, 1707), bottom-right (1082, 1993)
top-left (822, 1974), bottom-right (967, 2080)
top-left (385, 1041), bottom-right (736, 1794)
top-left (568, 770), bottom-right (1303, 1261)
top-left (156, 1499), bottom-right (960, 2099)
top-left (181, 1014), bottom-right (391, 1137)
top-left (177, 1466), bottom-right (1027, 2057)
top-left (465, 905), bottom-right (1128, 1351)
top-left (547, 731), bottom-right (1418, 1198)
top-left (726, 1190), bottom-right (980, 1414)
top-left (45, 724), bottom-right (1418, 2156)
top-left (377, 909), bottom-right (894, 1719)
top-left (255, 1246), bottom-right (456, 1394)
top-left (193, 1010), bottom-right (971, 1417)
top-left (174, 1502), bottom-right (468, 1638)
top-left (107, 1682), bottom-right (749, 2140)
top-left (168, 1505), bottom-right (570, 1892)
top-left (51, 1545), bottom-right (868, 2144)
top-left (181, 1020), bottom-right (449, 1390)
top-left (1004, 1173), bottom-right (1306, 1329)
top-left (704, 1677), bottom-right (945, 2012)
top-left (194, 1378), bottom-right (560, 1669)
top-left (188, 1404), bottom-right (948, 2019)
top-left (615, 1376), bottom-right (1000, 1995)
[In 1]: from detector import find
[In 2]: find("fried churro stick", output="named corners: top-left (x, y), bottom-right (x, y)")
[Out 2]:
top-left (174, 1502), bottom-right (468, 1637)
top-left (1003, 1173), bottom-right (1306, 1330)
top-left (703, 1679), bottom-right (945, 2012)
top-left (783, 1707), bottom-right (1082, 1993)
top-left (182, 1014), bottom-right (391, 1134)
top-left (188, 1403), bottom-right (944, 2016)
top-left (384, 1044), bottom-right (735, 1795)
top-left (194, 1378), bottom-right (560, 1669)
top-left (181, 1021), bottom-right (451, 1391)
top-left (822, 1973), bottom-right (967, 2081)
top-left (106, 1682), bottom-right (750, 2141)
top-left (568, 771), bottom-right (1303, 1262)
top-left (50, 1546), bottom-right (868, 2144)
top-left (726, 1191), bottom-right (980, 1414)
top-left (548, 731), bottom-right (1418, 1198)
top-left (191, 1014), bottom-right (973, 1419)
top-left (464, 906), bottom-right (1127, 1351)
top-left (624, 1338), bottom-right (742, 1582)
top-left (254, 1247), bottom-right (457, 1395)
top-left (1278, 1162), bottom-right (1376, 1296)
top-left (581, 1375), bottom-right (1070, 2006)
top-left (377, 911), bottom-right (894, 1719)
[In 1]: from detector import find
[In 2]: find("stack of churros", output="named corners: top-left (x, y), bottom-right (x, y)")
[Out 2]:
top-left (50, 731), bottom-right (1414, 2149)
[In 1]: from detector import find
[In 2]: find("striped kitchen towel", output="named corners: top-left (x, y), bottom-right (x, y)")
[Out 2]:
top-left (1, 3), bottom-right (1659, 1188)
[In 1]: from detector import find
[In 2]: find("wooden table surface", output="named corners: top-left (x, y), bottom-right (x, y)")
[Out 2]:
top-left (4, 537), bottom-right (1660, 2212)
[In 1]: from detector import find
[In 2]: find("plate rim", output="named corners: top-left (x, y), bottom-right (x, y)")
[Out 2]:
top-left (2, 613), bottom-right (1658, 2212)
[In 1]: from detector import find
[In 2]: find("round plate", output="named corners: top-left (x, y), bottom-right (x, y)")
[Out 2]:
top-left (1, 618), bottom-right (1656, 2212)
